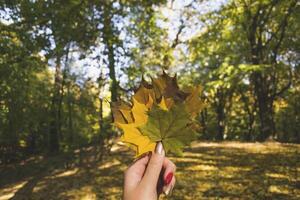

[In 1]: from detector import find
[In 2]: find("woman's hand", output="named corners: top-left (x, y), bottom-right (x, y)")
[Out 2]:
top-left (123, 142), bottom-right (176, 200)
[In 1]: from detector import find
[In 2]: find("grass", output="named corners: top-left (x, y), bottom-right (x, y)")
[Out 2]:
top-left (0, 142), bottom-right (299, 200)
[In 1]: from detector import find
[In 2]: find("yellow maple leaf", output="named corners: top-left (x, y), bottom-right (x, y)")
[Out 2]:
top-left (116, 123), bottom-right (155, 156)
top-left (112, 72), bottom-right (205, 157)
top-left (158, 96), bottom-right (173, 111)
top-left (133, 82), bottom-right (155, 106)
top-left (131, 97), bottom-right (150, 126)
top-left (111, 101), bottom-right (134, 124)
top-left (152, 72), bottom-right (189, 102)
top-left (184, 85), bottom-right (205, 119)
top-left (113, 95), bottom-right (156, 157)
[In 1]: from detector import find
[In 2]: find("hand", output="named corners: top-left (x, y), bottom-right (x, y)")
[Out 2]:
top-left (123, 142), bottom-right (176, 200)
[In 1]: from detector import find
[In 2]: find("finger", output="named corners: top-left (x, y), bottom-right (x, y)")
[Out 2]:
top-left (124, 153), bottom-right (150, 190)
top-left (140, 142), bottom-right (165, 188)
top-left (162, 157), bottom-right (176, 185)
top-left (127, 152), bottom-right (151, 174)
top-left (163, 176), bottom-right (175, 196)
top-left (157, 157), bottom-right (176, 194)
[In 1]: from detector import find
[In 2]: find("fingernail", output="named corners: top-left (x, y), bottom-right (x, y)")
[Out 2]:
top-left (164, 172), bottom-right (173, 185)
top-left (163, 184), bottom-right (173, 196)
top-left (155, 142), bottom-right (165, 155)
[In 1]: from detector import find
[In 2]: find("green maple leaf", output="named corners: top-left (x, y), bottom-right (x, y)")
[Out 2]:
top-left (138, 104), bottom-right (197, 156)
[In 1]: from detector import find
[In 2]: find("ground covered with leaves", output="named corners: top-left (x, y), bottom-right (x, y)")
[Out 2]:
top-left (0, 142), bottom-right (299, 200)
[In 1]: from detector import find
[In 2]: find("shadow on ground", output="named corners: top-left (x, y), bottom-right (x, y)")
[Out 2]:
top-left (0, 142), bottom-right (299, 200)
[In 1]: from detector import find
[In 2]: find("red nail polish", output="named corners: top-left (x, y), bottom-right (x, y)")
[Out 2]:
top-left (164, 172), bottom-right (173, 185)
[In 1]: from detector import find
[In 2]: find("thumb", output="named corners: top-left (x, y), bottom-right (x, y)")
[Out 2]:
top-left (141, 142), bottom-right (165, 187)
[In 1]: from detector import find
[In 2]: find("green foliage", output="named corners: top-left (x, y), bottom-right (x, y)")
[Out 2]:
top-left (276, 89), bottom-right (300, 143)
top-left (186, 0), bottom-right (299, 141)
top-left (0, 0), bottom-right (169, 162)
top-left (139, 104), bottom-right (196, 156)
top-left (0, 0), bottom-right (299, 163)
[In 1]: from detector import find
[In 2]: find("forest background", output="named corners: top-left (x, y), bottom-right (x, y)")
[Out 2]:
top-left (0, 0), bottom-right (299, 199)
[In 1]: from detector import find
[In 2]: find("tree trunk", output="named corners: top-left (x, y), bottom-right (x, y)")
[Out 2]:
top-left (200, 108), bottom-right (208, 139)
top-left (67, 84), bottom-right (73, 145)
top-left (27, 126), bottom-right (36, 154)
top-left (216, 105), bottom-right (225, 141)
top-left (98, 97), bottom-right (105, 161)
top-left (245, 111), bottom-right (254, 142)
top-left (98, 96), bottom-right (104, 144)
top-left (99, 97), bottom-right (104, 134)
top-left (254, 80), bottom-right (275, 141)
top-left (98, 2), bottom-right (118, 158)
top-left (247, 11), bottom-right (275, 141)
top-left (215, 89), bottom-right (225, 141)
top-left (240, 90), bottom-right (255, 141)
top-left (103, 2), bottom-right (118, 103)
top-left (245, 0), bottom-right (296, 141)
top-left (250, 58), bottom-right (275, 141)
top-left (49, 54), bottom-right (62, 153)
top-left (57, 49), bottom-right (69, 141)
top-left (7, 105), bottom-right (18, 148)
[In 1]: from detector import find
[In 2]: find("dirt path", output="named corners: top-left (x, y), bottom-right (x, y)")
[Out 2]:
top-left (0, 142), bottom-right (299, 200)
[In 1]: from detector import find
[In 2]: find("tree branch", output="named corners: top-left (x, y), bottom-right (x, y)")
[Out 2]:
top-left (271, 0), bottom-right (297, 63)
top-left (271, 67), bottom-right (292, 99)
top-left (171, 19), bottom-right (185, 48)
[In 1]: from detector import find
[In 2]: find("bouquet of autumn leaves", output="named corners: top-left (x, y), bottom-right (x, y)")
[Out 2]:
top-left (112, 72), bottom-right (205, 157)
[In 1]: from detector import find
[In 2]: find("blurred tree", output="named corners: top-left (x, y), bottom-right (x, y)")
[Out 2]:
top-left (189, 0), bottom-right (299, 141)
top-left (1, 0), bottom-right (169, 158)
top-left (2, 0), bottom-right (99, 153)
top-left (92, 0), bottom-right (168, 101)
top-left (238, 0), bottom-right (298, 140)
top-left (1, 0), bottom-right (299, 164)
top-left (0, 22), bottom-right (51, 161)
